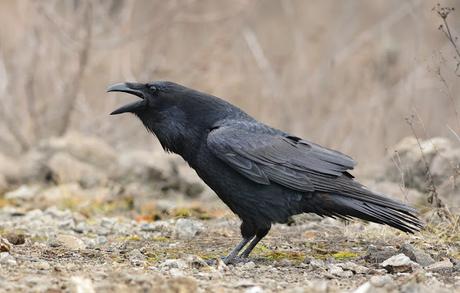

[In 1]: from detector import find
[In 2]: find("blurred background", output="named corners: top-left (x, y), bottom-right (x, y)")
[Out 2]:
top-left (0, 0), bottom-right (459, 167)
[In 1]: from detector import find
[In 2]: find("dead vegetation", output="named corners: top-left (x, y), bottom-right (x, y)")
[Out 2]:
top-left (0, 0), bottom-right (458, 163)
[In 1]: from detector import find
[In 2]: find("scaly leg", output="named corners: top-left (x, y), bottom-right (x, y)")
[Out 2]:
top-left (240, 228), bottom-right (270, 258)
top-left (223, 237), bottom-right (253, 264)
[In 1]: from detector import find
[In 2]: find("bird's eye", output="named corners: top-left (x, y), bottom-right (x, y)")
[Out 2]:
top-left (149, 85), bottom-right (157, 92)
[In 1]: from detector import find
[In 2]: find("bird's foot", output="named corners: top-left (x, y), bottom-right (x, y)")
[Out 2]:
top-left (205, 256), bottom-right (249, 266)
top-left (224, 255), bottom-right (249, 265)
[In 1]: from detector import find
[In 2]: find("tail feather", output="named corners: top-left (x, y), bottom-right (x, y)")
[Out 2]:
top-left (306, 192), bottom-right (423, 233)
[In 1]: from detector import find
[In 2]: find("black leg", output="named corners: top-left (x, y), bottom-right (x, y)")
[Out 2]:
top-left (223, 237), bottom-right (252, 264)
top-left (239, 228), bottom-right (270, 258)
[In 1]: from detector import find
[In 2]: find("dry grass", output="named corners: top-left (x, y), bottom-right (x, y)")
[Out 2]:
top-left (0, 0), bottom-right (458, 168)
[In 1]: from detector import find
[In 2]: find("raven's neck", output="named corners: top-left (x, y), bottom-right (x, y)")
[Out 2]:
top-left (152, 124), bottom-right (202, 164)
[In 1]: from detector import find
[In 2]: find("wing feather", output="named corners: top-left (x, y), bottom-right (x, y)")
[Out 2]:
top-left (207, 124), bottom-right (356, 192)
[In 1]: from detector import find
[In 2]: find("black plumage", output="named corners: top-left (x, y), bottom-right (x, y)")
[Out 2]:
top-left (108, 81), bottom-right (423, 264)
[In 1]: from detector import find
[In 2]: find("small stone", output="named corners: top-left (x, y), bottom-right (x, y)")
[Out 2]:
top-left (353, 276), bottom-right (394, 293)
top-left (128, 249), bottom-right (146, 267)
top-left (328, 264), bottom-right (353, 278)
top-left (70, 276), bottom-right (95, 293)
top-left (338, 262), bottom-right (369, 274)
top-left (245, 286), bottom-right (264, 293)
top-left (365, 246), bottom-right (398, 264)
top-left (352, 281), bottom-right (372, 293)
top-left (96, 236), bottom-right (107, 245)
top-left (398, 244), bottom-right (435, 267)
top-left (0, 252), bottom-right (17, 266)
top-left (426, 258), bottom-right (453, 272)
top-left (186, 255), bottom-right (209, 270)
top-left (369, 275), bottom-right (393, 287)
top-left (5, 232), bottom-right (26, 245)
top-left (100, 217), bottom-right (116, 229)
top-left (216, 258), bottom-right (228, 272)
top-left (55, 234), bottom-right (86, 250)
top-left (73, 222), bottom-right (87, 233)
top-left (35, 261), bottom-right (51, 270)
top-left (173, 219), bottom-right (204, 240)
top-left (140, 221), bottom-right (171, 233)
top-left (5, 185), bottom-right (39, 200)
top-left (169, 268), bottom-right (186, 277)
top-left (242, 261), bottom-right (256, 270)
top-left (0, 238), bottom-right (11, 252)
top-left (159, 259), bottom-right (188, 270)
top-left (381, 253), bottom-right (418, 273)
top-left (306, 258), bottom-right (325, 269)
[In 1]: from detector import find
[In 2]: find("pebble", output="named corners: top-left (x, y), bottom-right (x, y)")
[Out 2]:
top-left (4, 232), bottom-right (25, 245)
top-left (70, 276), bottom-right (95, 293)
top-left (159, 259), bottom-right (188, 270)
top-left (399, 243), bottom-right (435, 267)
top-left (242, 261), bottom-right (256, 270)
top-left (0, 252), bottom-right (17, 266)
top-left (328, 264), bottom-right (353, 278)
top-left (173, 218), bottom-right (204, 240)
top-left (169, 268), bottom-right (186, 277)
top-left (306, 258), bottom-right (325, 269)
top-left (245, 286), bottom-right (264, 293)
top-left (35, 261), bottom-right (51, 270)
top-left (352, 275), bottom-right (393, 293)
top-left (426, 259), bottom-right (453, 272)
top-left (381, 253), bottom-right (418, 273)
top-left (73, 222), bottom-right (87, 233)
top-left (370, 275), bottom-right (393, 287)
top-left (55, 234), bottom-right (86, 250)
top-left (0, 238), bottom-right (11, 252)
top-left (186, 255), bottom-right (209, 270)
top-left (45, 207), bottom-right (73, 219)
top-left (128, 249), bottom-right (146, 266)
top-left (5, 185), bottom-right (38, 200)
top-left (365, 245), bottom-right (398, 263)
top-left (337, 262), bottom-right (369, 274)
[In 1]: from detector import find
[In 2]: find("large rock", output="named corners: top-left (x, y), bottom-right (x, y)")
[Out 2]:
top-left (37, 132), bottom-right (117, 171)
top-left (16, 150), bottom-right (50, 183)
top-left (115, 150), bottom-right (205, 197)
top-left (430, 148), bottom-right (460, 185)
top-left (0, 152), bottom-right (20, 183)
top-left (115, 150), bottom-right (173, 183)
top-left (47, 152), bottom-right (108, 187)
top-left (381, 137), bottom-right (452, 192)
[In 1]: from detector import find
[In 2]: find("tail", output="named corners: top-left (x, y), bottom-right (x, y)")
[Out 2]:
top-left (307, 191), bottom-right (423, 233)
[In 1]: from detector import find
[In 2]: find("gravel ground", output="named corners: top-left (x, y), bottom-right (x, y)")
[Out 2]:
top-left (0, 202), bottom-right (459, 293)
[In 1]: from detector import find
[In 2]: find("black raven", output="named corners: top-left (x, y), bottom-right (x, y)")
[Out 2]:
top-left (108, 81), bottom-right (423, 264)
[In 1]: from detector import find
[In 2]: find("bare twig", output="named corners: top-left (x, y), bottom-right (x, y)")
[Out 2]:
top-left (405, 114), bottom-right (455, 222)
top-left (434, 4), bottom-right (460, 76)
top-left (55, 1), bottom-right (93, 136)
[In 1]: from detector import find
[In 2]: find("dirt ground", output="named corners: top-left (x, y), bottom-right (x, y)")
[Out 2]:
top-left (0, 196), bottom-right (459, 293)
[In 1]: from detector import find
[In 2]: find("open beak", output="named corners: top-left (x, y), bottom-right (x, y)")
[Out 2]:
top-left (107, 82), bottom-right (147, 115)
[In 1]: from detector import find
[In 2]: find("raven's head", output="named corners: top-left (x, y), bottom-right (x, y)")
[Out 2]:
top-left (107, 81), bottom-right (241, 155)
